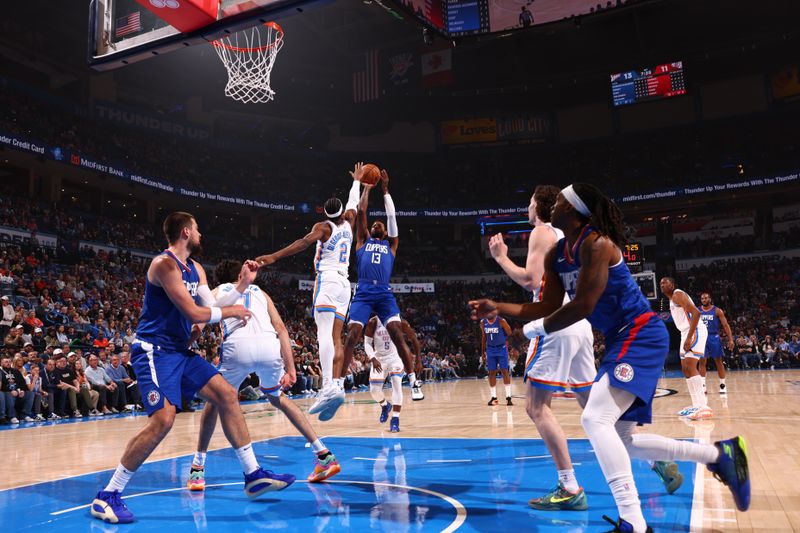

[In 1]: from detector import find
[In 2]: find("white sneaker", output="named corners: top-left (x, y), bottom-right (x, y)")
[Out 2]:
top-left (677, 406), bottom-right (698, 417)
top-left (719, 384), bottom-right (727, 394)
top-left (688, 406), bottom-right (713, 420)
top-left (10, 417), bottom-right (19, 424)
top-left (73, 410), bottom-right (83, 418)
top-left (411, 380), bottom-right (425, 401)
top-left (34, 414), bottom-right (45, 422)
top-left (90, 409), bottom-right (101, 417)
top-left (23, 416), bottom-right (35, 422)
top-left (310, 385), bottom-right (345, 421)
top-left (48, 413), bottom-right (61, 420)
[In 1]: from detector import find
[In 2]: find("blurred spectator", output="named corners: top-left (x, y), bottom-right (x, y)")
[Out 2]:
top-left (85, 354), bottom-right (119, 415)
top-left (0, 296), bottom-right (13, 339)
top-left (1, 354), bottom-right (34, 423)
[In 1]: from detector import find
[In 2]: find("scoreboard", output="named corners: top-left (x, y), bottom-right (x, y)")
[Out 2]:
top-left (611, 62), bottom-right (687, 107)
top-left (446, 0), bottom-right (490, 36)
top-left (623, 241), bottom-right (644, 273)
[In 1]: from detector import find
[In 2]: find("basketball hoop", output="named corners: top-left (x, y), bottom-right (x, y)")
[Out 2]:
top-left (211, 21), bottom-right (284, 104)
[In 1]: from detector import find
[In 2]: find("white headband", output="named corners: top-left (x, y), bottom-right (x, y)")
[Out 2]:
top-left (324, 203), bottom-right (343, 218)
top-left (561, 185), bottom-right (591, 217)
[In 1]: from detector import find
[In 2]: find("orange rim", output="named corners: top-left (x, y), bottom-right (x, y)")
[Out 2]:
top-left (211, 21), bottom-right (283, 52)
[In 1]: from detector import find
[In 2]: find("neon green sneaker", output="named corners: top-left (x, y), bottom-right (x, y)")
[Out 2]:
top-left (528, 483), bottom-right (588, 511)
top-left (652, 460), bottom-right (683, 494)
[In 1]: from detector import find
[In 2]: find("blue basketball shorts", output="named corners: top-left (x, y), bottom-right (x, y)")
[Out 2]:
top-left (485, 346), bottom-right (509, 371)
top-left (705, 335), bottom-right (724, 359)
top-left (596, 312), bottom-right (669, 425)
top-left (348, 285), bottom-right (401, 327)
top-left (131, 339), bottom-right (219, 416)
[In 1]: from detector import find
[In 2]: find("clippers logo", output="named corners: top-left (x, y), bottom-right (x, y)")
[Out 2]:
top-left (389, 53), bottom-right (414, 80)
top-left (614, 363), bottom-right (634, 383)
top-left (147, 390), bottom-right (161, 406)
top-left (150, 0), bottom-right (180, 8)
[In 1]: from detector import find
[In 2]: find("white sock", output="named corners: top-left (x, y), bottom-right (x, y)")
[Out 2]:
top-left (490, 386), bottom-right (497, 398)
top-left (310, 438), bottom-right (327, 454)
top-left (503, 382), bottom-right (512, 399)
top-left (333, 377), bottom-right (344, 390)
top-left (392, 411), bottom-right (399, 418)
top-left (192, 451), bottom-right (207, 468)
top-left (687, 375), bottom-right (707, 407)
top-left (234, 444), bottom-right (259, 475)
top-left (408, 372), bottom-right (417, 385)
top-left (557, 469), bottom-right (579, 493)
top-left (104, 463), bottom-right (135, 493)
top-left (609, 475), bottom-right (647, 533)
top-left (701, 376), bottom-right (707, 392)
top-left (720, 378), bottom-right (726, 387)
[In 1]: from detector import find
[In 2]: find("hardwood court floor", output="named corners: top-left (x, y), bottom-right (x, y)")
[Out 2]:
top-left (2, 369), bottom-right (800, 531)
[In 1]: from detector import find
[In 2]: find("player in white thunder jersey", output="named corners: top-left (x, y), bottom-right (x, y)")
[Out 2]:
top-left (364, 317), bottom-right (421, 433)
top-left (189, 261), bottom-right (342, 490)
top-left (489, 185), bottom-right (608, 511)
top-left (257, 163), bottom-right (370, 420)
top-left (660, 277), bottom-right (711, 420)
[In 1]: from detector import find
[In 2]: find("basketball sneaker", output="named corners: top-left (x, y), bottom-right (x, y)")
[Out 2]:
top-left (379, 402), bottom-right (393, 423)
top-left (677, 406), bottom-right (698, 417)
top-left (651, 461), bottom-right (683, 494)
top-left (390, 416), bottom-right (400, 433)
top-left (487, 397), bottom-right (498, 406)
top-left (411, 380), bottom-right (424, 401)
top-left (243, 467), bottom-right (295, 498)
top-left (601, 515), bottom-right (652, 532)
top-left (719, 383), bottom-right (727, 394)
top-left (707, 436), bottom-right (750, 511)
top-left (187, 465), bottom-right (205, 491)
top-left (307, 452), bottom-right (341, 483)
top-left (689, 406), bottom-right (713, 420)
top-left (506, 396), bottom-right (513, 406)
top-left (309, 384), bottom-right (345, 420)
top-left (528, 483), bottom-right (587, 511)
top-left (91, 490), bottom-right (134, 524)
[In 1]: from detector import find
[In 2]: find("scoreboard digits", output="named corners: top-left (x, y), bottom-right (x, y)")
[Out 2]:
top-left (623, 241), bottom-right (644, 273)
top-left (611, 61), bottom-right (686, 107)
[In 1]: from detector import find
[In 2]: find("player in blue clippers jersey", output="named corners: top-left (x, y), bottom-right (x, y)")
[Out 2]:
top-left (91, 212), bottom-right (294, 526)
top-left (470, 184), bottom-right (750, 532)
top-left (481, 311), bottom-right (513, 405)
top-left (343, 168), bottom-right (423, 401)
top-left (699, 292), bottom-right (734, 395)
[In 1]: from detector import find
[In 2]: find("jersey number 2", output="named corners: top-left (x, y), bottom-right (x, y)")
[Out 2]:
top-left (338, 242), bottom-right (348, 263)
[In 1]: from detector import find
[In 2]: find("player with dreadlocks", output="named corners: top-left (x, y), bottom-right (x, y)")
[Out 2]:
top-left (470, 183), bottom-right (750, 532)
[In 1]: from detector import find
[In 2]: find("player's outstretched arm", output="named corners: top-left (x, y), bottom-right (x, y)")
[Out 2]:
top-left (355, 177), bottom-right (374, 249)
top-left (469, 246), bottom-right (564, 322)
top-left (265, 294), bottom-right (296, 386)
top-left (256, 223), bottom-right (331, 266)
top-left (149, 256), bottom-right (250, 325)
top-left (344, 162), bottom-right (366, 225)
top-left (490, 225), bottom-right (555, 293)
top-left (381, 169), bottom-right (400, 254)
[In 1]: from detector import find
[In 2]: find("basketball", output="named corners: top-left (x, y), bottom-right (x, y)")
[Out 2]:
top-left (361, 163), bottom-right (381, 185)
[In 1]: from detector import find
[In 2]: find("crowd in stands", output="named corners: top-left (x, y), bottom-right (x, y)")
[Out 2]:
top-left (2, 74), bottom-right (800, 211)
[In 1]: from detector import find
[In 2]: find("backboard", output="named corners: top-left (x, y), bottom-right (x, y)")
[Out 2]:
top-left (88, 0), bottom-right (324, 70)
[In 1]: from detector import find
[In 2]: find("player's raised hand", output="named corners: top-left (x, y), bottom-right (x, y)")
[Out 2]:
top-left (380, 169), bottom-right (390, 194)
top-left (241, 260), bottom-right (259, 284)
top-left (469, 299), bottom-right (498, 320)
top-left (488, 233), bottom-right (508, 260)
top-left (350, 161), bottom-right (366, 182)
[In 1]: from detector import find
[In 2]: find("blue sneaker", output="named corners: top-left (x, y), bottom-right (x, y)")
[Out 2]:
top-left (652, 460), bottom-right (684, 494)
top-left (601, 515), bottom-right (652, 532)
top-left (379, 402), bottom-right (393, 423)
top-left (91, 490), bottom-right (134, 524)
top-left (707, 435), bottom-right (750, 511)
top-left (244, 467), bottom-right (295, 498)
top-left (389, 416), bottom-right (400, 433)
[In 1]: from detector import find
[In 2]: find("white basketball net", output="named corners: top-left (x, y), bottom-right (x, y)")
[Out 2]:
top-left (212, 22), bottom-right (284, 104)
